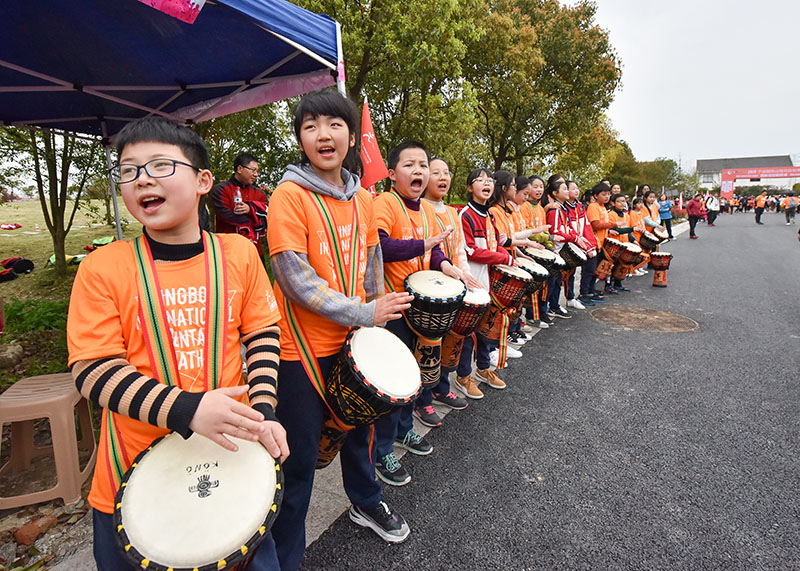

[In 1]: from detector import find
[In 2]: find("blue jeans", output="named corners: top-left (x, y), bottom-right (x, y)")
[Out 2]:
top-left (456, 333), bottom-right (492, 378)
top-left (93, 509), bottom-right (280, 570)
top-left (272, 357), bottom-right (381, 571)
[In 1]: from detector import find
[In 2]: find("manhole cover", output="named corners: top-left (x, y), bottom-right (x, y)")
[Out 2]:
top-left (591, 306), bottom-right (699, 332)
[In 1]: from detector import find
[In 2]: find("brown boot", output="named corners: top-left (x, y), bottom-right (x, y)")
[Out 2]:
top-left (455, 375), bottom-right (484, 400)
top-left (476, 368), bottom-right (507, 389)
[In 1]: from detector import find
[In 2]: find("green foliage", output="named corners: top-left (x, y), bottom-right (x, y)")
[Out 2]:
top-left (192, 104), bottom-right (297, 189)
top-left (3, 298), bottom-right (69, 334)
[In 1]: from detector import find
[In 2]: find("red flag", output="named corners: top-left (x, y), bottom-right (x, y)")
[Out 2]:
top-left (359, 98), bottom-right (389, 196)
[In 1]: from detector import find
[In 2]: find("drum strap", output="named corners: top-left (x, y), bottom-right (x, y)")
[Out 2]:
top-left (104, 409), bottom-right (132, 490)
top-left (131, 231), bottom-right (227, 391)
top-left (283, 298), bottom-right (354, 432)
top-left (487, 290), bottom-right (511, 369)
top-left (433, 208), bottom-right (458, 260)
top-left (388, 191), bottom-right (428, 271)
top-left (307, 192), bottom-right (361, 296)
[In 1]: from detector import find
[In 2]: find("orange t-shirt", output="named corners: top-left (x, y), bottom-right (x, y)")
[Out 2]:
top-left (608, 209), bottom-right (631, 243)
top-left (432, 205), bottom-right (464, 269)
top-left (630, 209), bottom-right (647, 242)
top-left (489, 204), bottom-right (516, 244)
top-left (67, 235), bottom-right (281, 513)
top-left (648, 203), bottom-right (661, 225)
top-left (374, 191), bottom-right (439, 292)
top-left (757, 195), bottom-right (768, 208)
top-left (267, 181), bottom-right (379, 361)
top-left (586, 202), bottom-right (610, 248)
top-left (520, 202), bottom-right (535, 229)
top-left (510, 207), bottom-right (526, 235)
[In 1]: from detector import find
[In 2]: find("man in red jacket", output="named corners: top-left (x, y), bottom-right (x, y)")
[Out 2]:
top-left (686, 194), bottom-right (704, 239)
top-left (210, 152), bottom-right (269, 257)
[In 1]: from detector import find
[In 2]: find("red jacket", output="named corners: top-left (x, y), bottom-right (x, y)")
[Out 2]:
top-left (546, 202), bottom-right (581, 244)
top-left (686, 197), bottom-right (703, 217)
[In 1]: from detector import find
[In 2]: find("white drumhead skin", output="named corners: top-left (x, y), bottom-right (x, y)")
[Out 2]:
top-left (121, 433), bottom-right (276, 568)
top-left (624, 243), bottom-right (642, 253)
top-left (653, 252), bottom-right (671, 258)
top-left (406, 270), bottom-right (465, 299)
top-left (552, 252), bottom-right (567, 266)
top-left (515, 258), bottom-right (548, 278)
top-left (495, 264), bottom-right (532, 280)
top-left (463, 288), bottom-right (491, 306)
top-left (351, 327), bottom-right (421, 399)
top-left (527, 249), bottom-right (556, 262)
top-left (605, 238), bottom-right (622, 246)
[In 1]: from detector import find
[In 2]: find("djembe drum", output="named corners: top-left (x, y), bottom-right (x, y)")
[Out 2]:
top-left (649, 252), bottom-right (673, 287)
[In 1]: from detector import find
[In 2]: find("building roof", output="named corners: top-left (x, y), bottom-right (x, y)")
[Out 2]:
top-left (696, 155), bottom-right (793, 173)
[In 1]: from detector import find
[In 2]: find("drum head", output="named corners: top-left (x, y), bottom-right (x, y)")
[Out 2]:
top-left (495, 263), bottom-right (533, 281)
top-left (351, 327), bottom-right (421, 400)
top-left (525, 248), bottom-right (557, 263)
top-left (624, 243), bottom-right (642, 254)
top-left (551, 252), bottom-right (567, 268)
top-left (515, 258), bottom-right (548, 278)
top-left (117, 433), bottom-right (280, 570)
top-left (463, 287), bottom-right (491, 306)
top-left (406, 270), bottom-right (465, 299)
top-left (565, 243), bottom-right (587, 260)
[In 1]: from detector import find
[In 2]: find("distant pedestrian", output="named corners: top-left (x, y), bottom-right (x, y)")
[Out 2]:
top-left (781, 194), bottom-right (797, 225)
top-left (755, 191), bottom-right (768, 224)
top-left (705, 192), bottom-right (720, 226)
top-left (658, 193), bottom-right (674, 238)
top-left (686, 193), bottom-right (703, 239)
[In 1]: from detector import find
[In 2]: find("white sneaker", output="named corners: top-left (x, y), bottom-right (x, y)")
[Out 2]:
top-left (535, 320), bottom-right (549, 329)
top-left (566, 299), bottom-right (585, 310)
top-left (520, 324), bottom-right (534, 334)
top-left (506, 346), bottom-right (523, 358)
top-left (489, 349), bottom-right (499, 368)
top-left (517, 331), bottom-right (534, 342)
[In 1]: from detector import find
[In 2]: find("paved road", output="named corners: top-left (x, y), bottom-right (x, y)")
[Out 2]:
top-left (302, 213), bottom-right (800, 570)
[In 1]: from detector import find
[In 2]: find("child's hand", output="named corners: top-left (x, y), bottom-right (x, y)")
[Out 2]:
top-left (609, 229), bottom-right (620, 236)
top-left (424, 229), bottom-right (452, 252)
top-left (189, 386), bottom-right (265, 452)
top-left (439, 261), bottom-right (462, 282)
top-left (258, 420), bottom-right (290, 463)
top-left (463, 273), bottom-right (484, 290)
top-left (373, 292), bottom-right (413, 325)
top-left (524, 240), bottom-right (545, 250)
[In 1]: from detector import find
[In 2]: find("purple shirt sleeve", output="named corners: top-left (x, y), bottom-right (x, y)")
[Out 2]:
top-left (430, 244), bottom-right (450, 271)
top-left (378, 229), bottom-right (425, 263)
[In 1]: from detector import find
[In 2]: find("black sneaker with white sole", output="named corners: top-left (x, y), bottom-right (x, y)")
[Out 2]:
top-left (349, 501), bottom-right (410, 543)
top-left (551, 306), bottom-right (572, 319)
top-left (375, 452), bottom-right (411, 486)
top-left (395, 429), bottom-right (434, 455)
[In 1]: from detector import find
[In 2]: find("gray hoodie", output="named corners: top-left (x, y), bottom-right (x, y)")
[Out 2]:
top-left (270, 164), bottom-right (384, 329)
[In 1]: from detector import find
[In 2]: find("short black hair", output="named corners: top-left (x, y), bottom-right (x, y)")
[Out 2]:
top-left (591, 182), bottom-right (611, 195)
top-left (515, 175), bottom-right (530, 190)
top-left (234, 152), bottom-right (258, 171)
top-left (292, 89), bottom-right (358, 143)
top-left (115, 117), bottom-right (210, 170)
top-left (492, 170), bottom-right (515, 205)
top-left (387, 141), bottom-right (430, 170)
top-left (467, 168), bottom-right (492, 187)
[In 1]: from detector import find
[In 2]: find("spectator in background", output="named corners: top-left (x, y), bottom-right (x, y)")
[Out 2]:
top-left (782, 193), bottom-right (798, 225)
top-left (210, 152), bottom-right (269, 257)
top-left (686, 193), bottom-right (704, 239)
top-left (705, 192), bottom-right (720, 227)
top-left (658, 193), bottom-right (674, 239)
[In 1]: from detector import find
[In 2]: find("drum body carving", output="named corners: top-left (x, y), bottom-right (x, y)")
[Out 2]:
top-left (114, 433), bottom-right (282, 571)
top-left (403, 270), bottom-right (466, 338)
top-left (560, 243), bottom-right (588, 270)
top-left (441, 289), bottom-right (491, 368)
top-left (649, 252), bottom-right (673, 287)
top-left (326, 327), bottom-right (422, 425)
top-left (487, 264), bottom-right (533, 308)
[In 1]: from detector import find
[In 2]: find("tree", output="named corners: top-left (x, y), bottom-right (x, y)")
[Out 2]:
top-left (604, 140), bottom-right (640, 194)
top-left (0, 127), bottom-right (101, 276)
top-left (464, 0), bottom-right (621, 172)
top-left (192, 103), bottom-right (296, 189)
top-left (638, 158), bottom-right (679, 193)
top-left (294, 0), bottom-right (485, 179)
top-left (549, 115), bottom-right (617, 190)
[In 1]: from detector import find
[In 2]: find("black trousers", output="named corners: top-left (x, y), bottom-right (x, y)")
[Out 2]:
top-left (688, 215), bottom-right (700, 237)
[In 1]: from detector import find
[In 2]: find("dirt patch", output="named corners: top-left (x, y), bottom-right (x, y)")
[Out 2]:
top-left (591, 306), bottom-right (699, 332)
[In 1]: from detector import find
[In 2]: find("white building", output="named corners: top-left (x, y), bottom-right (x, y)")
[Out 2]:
top-left (696, 155), bottom-right (799, 191)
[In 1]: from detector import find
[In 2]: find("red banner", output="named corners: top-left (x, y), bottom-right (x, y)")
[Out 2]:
top-left (720, 166), bottom-right (800, 199)
top-left (359, 99), bottom-right (388, 196)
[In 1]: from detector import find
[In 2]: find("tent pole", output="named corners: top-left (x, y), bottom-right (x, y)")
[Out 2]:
top-left (103, 144), bottom-right (123, 241)
top-left (335, 22), bottom-right (346, 96)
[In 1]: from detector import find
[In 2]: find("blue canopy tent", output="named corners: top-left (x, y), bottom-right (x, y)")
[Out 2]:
top-left (0, 0), bottom-right (345, 238)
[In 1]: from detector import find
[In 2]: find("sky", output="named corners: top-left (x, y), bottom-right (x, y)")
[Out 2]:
top-left (591, 0), bottom-right (800, 173)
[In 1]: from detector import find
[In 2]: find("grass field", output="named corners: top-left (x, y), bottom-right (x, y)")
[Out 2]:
top-left (0, 199), bottom-right (142, 301)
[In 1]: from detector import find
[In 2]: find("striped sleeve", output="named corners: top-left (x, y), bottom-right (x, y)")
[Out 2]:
top-left (70, 357), bottom-right (203, 437)
top-left (242, 325), bottom-right (281, 422)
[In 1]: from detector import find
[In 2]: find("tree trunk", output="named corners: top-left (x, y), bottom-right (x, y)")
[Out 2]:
top-left (52, 224), bottom-right (67, 277)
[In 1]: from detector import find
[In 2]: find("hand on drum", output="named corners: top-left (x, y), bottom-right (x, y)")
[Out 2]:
top-left (576, 236), bottom-right (592, 251)
top-left (424, 229), bottom-right (452, 252)
top-left (524, 240), bottom-right (545, 250)
top-left (633, 225), bottom-right (645, 233)
top-left (609, 229), bottom-right (620, 236)
top-left (439, 260), bottom-right (463, 283)
top-left (258, 420), bottom-right (290, 463)
top-left (373, 292), bottom-right (414, 325)
top-left (531, 224), bottom-right (551, 234)
top-left (189, 385), bottom-right (267, 452)
top-left (462, 273), bottom-right (484, 290)
top-left (586, 248), bottom-right (597, 259)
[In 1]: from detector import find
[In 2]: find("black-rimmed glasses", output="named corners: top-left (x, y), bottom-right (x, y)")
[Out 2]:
top-left (109, 159), bottom-right (200, 184)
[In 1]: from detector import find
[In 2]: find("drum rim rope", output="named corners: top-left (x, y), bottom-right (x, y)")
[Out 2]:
top-left (113, 434), bottom-right (284, 571)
